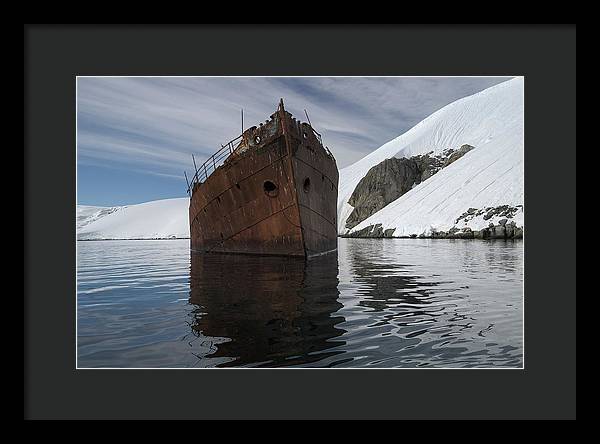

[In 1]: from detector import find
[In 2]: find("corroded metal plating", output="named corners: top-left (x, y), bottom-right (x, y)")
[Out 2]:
top-left (189, 99), bottom-right (338, 257)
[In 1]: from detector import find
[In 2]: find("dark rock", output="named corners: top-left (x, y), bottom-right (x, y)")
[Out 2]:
top-left (476, 228), bottom-right (490, 239)
top-left (458, 229), bottom-right (474, 239)
top-left (345, 145), bottom-right (481, 230)
top-left (447, 227), bottom-right (460, 238)
top-left (346, 158), bottom-right (423, 229)
top-left (479, 205), bottom-right (521, 222)
top-left (346, 223), bottom-right (395, 238)
top-left (505, 224), bottom-right (515, 238)
top-left (442, 144), bottom-right (475, 168)
top-left (490, 225), bottom-right (506, 239)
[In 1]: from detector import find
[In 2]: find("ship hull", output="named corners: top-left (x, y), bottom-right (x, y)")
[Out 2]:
top-left (189, 104), bottom-right (338, 258)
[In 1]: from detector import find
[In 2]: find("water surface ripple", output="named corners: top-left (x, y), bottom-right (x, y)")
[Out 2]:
top-left (77, 238), bottom-right (523, 368)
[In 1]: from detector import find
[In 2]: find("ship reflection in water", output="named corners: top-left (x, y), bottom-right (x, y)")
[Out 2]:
top-left (77, 238), bottom-right (523, 368)
top-left (188, 252), bottom-right (346, 367)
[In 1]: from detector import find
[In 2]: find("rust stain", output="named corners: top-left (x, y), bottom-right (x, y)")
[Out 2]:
top-left (188, 99), bottom-right (338, 258)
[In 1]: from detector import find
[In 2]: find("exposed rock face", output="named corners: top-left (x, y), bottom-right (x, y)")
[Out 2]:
top-left (455, 205), bottom-right (522, 225)
top-left (442, 144), bottom-right (475, 168)
top-left (345, 145), bottom-right (476, 229)
top-left (346, 158), bottom-right (422, 229)
top-left (344, 224), bottom-right (397, 238)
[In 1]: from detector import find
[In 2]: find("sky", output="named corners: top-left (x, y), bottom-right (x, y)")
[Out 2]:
top-left (77, 76), bottom-right (511, 206)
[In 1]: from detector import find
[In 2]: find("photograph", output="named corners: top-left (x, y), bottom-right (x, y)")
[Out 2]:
top-left (76, 76), bottom-right (525, 369)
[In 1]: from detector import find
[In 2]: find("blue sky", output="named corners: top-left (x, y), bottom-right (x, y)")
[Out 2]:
top-left (77, 76), bottom-right (511, 206)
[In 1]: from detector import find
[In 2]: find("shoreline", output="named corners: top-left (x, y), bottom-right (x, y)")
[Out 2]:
top-left (77, 236), bottom-right (523, 242)
top-left (77, 237), bottom-right (190, 241)
top-left (342, 221), bottom-right (523, 240)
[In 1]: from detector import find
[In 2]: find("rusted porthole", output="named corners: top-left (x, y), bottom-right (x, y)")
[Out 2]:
top-left (254, 135), bottom-right (261, 144)
top-left (303, 177), bottom-right (311, 193)
top-left (263, 180), bottom-right (278, 197)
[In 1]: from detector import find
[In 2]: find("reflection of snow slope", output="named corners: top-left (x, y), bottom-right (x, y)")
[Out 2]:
top-left (77, 198), bottom-right (189, 240)
top-left (338, 77), bottom-right (524, 236)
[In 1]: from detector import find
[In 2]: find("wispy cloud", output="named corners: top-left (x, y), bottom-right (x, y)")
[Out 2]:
top-left (77, 76), bottom-right (512, 179)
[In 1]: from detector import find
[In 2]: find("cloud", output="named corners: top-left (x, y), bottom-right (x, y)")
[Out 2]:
top-left (77, 76), bottom-right (512, 178)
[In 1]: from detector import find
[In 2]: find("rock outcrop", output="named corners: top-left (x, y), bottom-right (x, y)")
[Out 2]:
top-left (345, 158), bottom-right (422, 229)
top-left (344, 224), bottom-right (397, 238)
top-left (442, 144), bottom-right (475, 168)
top-left (345, 145), bottom-right (476, 229)
top-left (455, 205), bottom-right (523, 224)
top-left (342, 221), bottom-right (523, 240)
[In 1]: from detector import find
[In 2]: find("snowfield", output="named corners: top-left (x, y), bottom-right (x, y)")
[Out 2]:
top-left (77, 198), bottom-right (189, 240)
top-left (339, 77), bottom-right (524, 236)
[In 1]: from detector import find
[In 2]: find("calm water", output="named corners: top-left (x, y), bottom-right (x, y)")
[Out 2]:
top-left (77, 238), bottom-right (523, 368)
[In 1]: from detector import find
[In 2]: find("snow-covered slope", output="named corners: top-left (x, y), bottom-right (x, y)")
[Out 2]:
top-left (77, 205), bottom-right (122, 231)
top-left (338, 77), bottom-right (524, 236)
top-left (77, 198), bottom-right (189, 240)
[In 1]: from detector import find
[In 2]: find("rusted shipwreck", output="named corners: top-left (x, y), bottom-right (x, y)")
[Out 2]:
top-left (187, 99), bottom-right (338, 258)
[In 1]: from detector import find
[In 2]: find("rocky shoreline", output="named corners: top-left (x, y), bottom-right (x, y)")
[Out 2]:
top-left (342, 219), bottom-right (523, 240)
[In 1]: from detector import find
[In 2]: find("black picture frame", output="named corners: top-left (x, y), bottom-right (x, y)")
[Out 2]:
top-left (24, 24), bottom-right (576, 420)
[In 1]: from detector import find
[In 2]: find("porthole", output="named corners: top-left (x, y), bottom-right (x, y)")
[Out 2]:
top-left (302, 132), bottom-right (308, 139)
top-left (303, 177), bottom-right (311, 193)
top-left (255, 135), bottom-right (261, 144)
top-left (264, 180), bottom-right (278, 197)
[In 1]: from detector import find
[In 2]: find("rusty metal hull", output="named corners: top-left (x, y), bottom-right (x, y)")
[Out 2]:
top-left (189, 101), bottom-right (338, 258)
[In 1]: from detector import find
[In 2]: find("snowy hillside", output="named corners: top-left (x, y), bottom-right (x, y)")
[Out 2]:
top-left (77, 198), bottom-right (189, 240)
top-left (338, 77), bottom-right (524, 236)
top-left (77, 205), bottom-right (122, 231)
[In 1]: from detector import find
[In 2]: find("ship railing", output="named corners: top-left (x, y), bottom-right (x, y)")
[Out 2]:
top-left (187, 134), bottom-right (243, 195)
top-left (309, 126), bottom-right (334, 159)
top-left (186, 124), bottom-right (333, 196)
